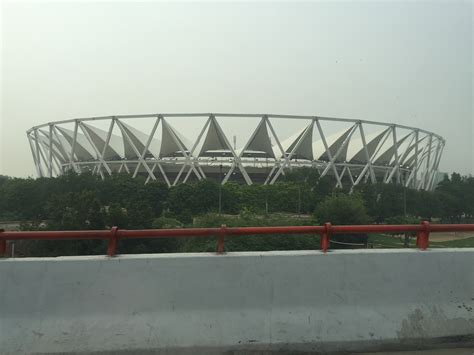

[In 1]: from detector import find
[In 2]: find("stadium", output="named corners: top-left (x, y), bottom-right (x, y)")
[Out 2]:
top-left (26, 113), bottom-right (445, 191)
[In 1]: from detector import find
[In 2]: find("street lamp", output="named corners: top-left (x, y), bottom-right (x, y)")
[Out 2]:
top-left (219, 164), bottom-right (223, 215)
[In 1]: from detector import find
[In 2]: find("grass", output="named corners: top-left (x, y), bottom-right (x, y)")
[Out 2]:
top-left (368, 234), bottom-right (474, 249)
top-left (430, 237), bottom-right (474, 248)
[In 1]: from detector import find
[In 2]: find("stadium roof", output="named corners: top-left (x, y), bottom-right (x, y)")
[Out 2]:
top-left (27, 113), bottom-right (445, 191)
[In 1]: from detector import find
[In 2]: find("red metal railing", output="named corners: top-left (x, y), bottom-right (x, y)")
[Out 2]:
top-left (1, 221), bottom-right (474, 257)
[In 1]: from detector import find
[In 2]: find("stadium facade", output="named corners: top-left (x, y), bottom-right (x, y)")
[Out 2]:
top-left (26, 113), bottom-right (445, 191)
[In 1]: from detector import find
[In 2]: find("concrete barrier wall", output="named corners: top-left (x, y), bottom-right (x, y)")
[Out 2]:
top-left (0, 249), bottom-right (473, 354)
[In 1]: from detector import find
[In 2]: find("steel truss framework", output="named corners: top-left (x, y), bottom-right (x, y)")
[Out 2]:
top-left (26, 113), bottom-right (445, 191)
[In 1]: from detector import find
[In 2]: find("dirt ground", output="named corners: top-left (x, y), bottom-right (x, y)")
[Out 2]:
top-left (359, 347), bottom-right (474, 355)
top-left (382, 231), bottom-right (474, 243)
top-left (419, 232), bottom-right (474, 242)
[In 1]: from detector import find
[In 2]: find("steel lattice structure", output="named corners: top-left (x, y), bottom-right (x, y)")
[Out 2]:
top-left (26, 113), bottom-right (445, 190)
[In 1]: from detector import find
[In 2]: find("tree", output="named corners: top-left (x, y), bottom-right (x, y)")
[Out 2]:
top-left (125, 200), bottom-right (154, 229)
top-left (354, 183), bottom-right (406, 222)
top-left (2, 169), bottom-right (473, 256)
top-left (385, 215), bottom-right (420, 247)
top-left (221, 182), bottom-right (242, 214)
top-left (105, 203), bottom-right (128, 228)
top-left (167, 183), bottom-right (197, 223)
top-left (140, 181), bottom-right (169, 216)
top-left (314, 193), bottom-right (371, 248)
top-left (46, 190), bottom-right (105, 230)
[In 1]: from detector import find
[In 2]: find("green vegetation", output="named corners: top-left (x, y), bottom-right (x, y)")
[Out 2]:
top-left (0, 170), bottom-right (473, 256)
top-left (181, 212), bottom-right (317, 253)
top-left (431, 237), bottom-right (474, 248)
top-left (313, 193), bottom-right (371, 246)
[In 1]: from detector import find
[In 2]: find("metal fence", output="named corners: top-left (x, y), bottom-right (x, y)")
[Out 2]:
top-left (1, 222), bottom-right (473, 257)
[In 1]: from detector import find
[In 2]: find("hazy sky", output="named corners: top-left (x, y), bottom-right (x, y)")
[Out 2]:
top-left (1, 1), bottom-right (472, 177)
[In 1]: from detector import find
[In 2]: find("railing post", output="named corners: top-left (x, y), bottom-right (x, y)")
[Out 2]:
top-left (416, 221), bottom-right (430, 250)
top-left (216, 224), bottom-right (226, 254)
top-left (107, 226), bottom-right (119, 257)
top-left (0, 229), bottom-right (6, 258)
top-left (320, 222), bottom-right (331, 253)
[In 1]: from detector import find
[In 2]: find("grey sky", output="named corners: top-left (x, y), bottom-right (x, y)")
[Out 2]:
top-left (1, 1), bottom-right (472, 177)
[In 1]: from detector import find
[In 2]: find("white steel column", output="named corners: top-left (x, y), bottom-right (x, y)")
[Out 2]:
top-left (212, 115), bottom-right (253, 185)
top-left (146, 164), bottom-right (156, 183)
top-left (161, 118), bottom-right (201, 185)
top-left (424, 134), bottom-right (433, 189)
top-left (27, 133), bottom-right (42, 177)
top-left (270, 120), bottom-right (314, 184)
top-left (33, 129), bottom-right (44, 177)
top-left (315, 119), bottom-right (343, 188)
top-left (264, 116), bottom-right (286, 185)
top-left (156, 163), bottom-right (171, 187)
top-left (359, 122), bottom-right (376, 184)
top-left (427, 139), bottom-right (443, 190)
top-left (69, 120), bottom-right (79, 173)
top-left (48, 124), bottom-right (53, 177)
top-left (37, 136), bottom-right (57, 177)
top-left (405, 138), bottom-right (430, 189)
top-left (50, 152), bottom-right (62, 176)
top-left (123, 162), bottom-right (130, 174)
top-left (51, 126), bottom-right (71, 170)
top-left (133, 116), bottom-right (161, 178)
top-left (319, 122), bottom-right (357, 187)
top-left (116, 119), bottom-right (157, 181)
top-left (416, 141), bottom-right (432, 190)
top-left (37, 141), bottom-right (49, 177)
top-left (78, 121), bottom-right (112, 177)
top-left (384, 126), bottom-right (401, 184)
top-left (429, 141), bottom-right (445, 190)
top-left (187, 116), bottom-right (212, 180)
top-left (352, 128), bottom-right (391, 189)
top-left (413, 130), bottom-right (420, 189)
top-left (346, 166), bottom-right (355, 185)
top-left (97, 118), bottom-right (116, 176)
top-left (399, 132), bottom-right (416, 166)
top-left (222, 117), bottom-right (266, 184)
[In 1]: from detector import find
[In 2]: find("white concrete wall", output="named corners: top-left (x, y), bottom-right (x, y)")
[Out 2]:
top-left (0, 249), bottom-right (473, 354)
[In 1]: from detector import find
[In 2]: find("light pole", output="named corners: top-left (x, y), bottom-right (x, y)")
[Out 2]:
top-left (265, 187), bottom-right (269, 215)
top-left (403, 186), bottom-right (409, 247)
top-left (403, 187), bottom-right (407, 217)
top-left (297, 186), bottom-right (301, 218)
top-left (218, 164), bottom-right (222, 215)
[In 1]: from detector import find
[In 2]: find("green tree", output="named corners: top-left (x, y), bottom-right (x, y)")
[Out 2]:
top-left (167, 183), bottom-right (197, 223)
top-left (385, 215), bottom-right (420, 247)
top-left (105, 203), bottom-right (129, 228)
top-left (46, 190), bottom-right (105, 230)
top-left (314, 193), bottom-right (371, 248)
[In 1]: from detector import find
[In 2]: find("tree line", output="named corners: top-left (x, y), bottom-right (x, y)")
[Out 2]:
top-left (0, 169), bottom-right (472, 255)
